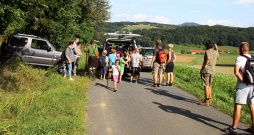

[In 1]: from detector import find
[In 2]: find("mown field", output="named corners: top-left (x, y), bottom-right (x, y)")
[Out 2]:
top-left (122, 24), bottom-right (158, 31)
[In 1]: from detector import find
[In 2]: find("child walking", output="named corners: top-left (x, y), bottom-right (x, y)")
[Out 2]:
top-left (111, 59), bottom-right (120, 92)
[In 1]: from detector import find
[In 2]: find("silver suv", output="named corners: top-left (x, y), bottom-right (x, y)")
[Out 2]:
top-left (2, 33), bottom-right (63, 68)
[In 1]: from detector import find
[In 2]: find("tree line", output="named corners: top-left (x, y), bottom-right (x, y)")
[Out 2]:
top-left (0, 0), bottom-right (110, 50)
top-left (95, 22), bottom-right (254, 50)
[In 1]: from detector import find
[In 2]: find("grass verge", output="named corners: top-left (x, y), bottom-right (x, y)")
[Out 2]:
top-left (173, 64), bottom-right (251, 125)
top-left (0, 57), bottom-right (89, 134)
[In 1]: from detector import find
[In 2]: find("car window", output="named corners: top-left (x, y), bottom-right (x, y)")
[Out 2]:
top-left (31, 39), bottom-right (48, 50)
top-left (142, 49), bottom-right (154, 55)
top-left (10, 37), bottom-right (28, 46)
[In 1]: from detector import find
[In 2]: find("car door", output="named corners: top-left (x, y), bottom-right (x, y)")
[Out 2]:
top-left (28, 39), bottom-right (55, 66)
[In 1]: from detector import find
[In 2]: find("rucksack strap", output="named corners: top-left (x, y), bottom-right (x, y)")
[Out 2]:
top-left (241, 54), bottom-right (253, 60)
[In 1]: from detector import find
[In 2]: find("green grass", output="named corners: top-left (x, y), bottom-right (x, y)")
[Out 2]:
top-left (0, 56), bottom-right (89, 134)
top-left (122, 24), bottom-right (158, 31)
top-left (173, 64), bottom-right (252, 125)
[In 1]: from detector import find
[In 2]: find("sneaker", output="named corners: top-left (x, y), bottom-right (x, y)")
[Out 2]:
top-left (130, 80), bottom-right (132, 83)
top-left (222, 126), bottom-right (237, 134)
top-left (157, 83), bottom-right (161, 87)
top-left (169, 83), bottom-right (172, 86)
top-left (103, 78), bottom-right (106, 80)
top-left (70, 78), bottom-right (74, 81)
top-left (113, 89), bottom-right (117, 92)
top-left (135, 80), bottom-right (137, 84)
top-left (153, 83), bottom-right (157, 87)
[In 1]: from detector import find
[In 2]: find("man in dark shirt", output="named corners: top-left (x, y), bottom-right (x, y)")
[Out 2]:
top-left (151, 39), bottom-right (164, 87)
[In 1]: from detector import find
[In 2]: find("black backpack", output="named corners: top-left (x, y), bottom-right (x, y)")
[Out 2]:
top-left (61, 49), bottom-right (67, 62)
top-left (241, 55), bottom-right (254, 84)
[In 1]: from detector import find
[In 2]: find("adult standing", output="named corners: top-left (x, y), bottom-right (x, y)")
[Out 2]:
top-left (86, 40), bottom-right (98, 80)
top-left (150, 39), bottom-right (164, 87)
top-left (64, 41), bottom-right (75, 81)
top-left (73, 42), bottom-right (82, 76)
top-left (198, 40), bottom-right (219, 106)
top-left (223, 42), bottom-right (254, 134)
top-left (73, 37), bottom-right (79, 49)
top-left (130, 48), bottom-right (142, 83)
top-left (165, 44), bottom-right (176, 86)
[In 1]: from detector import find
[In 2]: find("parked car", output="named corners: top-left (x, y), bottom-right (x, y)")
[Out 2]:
top-left (2, 33), bottom-right (64, 72)
top-left (140, 47), bottom-right (154, 70)
top-left (102, 33), bottom-right (142, 73)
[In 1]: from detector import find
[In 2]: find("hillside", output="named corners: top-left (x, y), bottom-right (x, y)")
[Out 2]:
top-left (122, 24), bottom-right (158, 31)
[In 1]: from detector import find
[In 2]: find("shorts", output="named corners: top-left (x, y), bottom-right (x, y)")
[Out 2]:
top-left (166, 62), bottom-right (174, 73)
top-left (113, 75), bottom-right (119, 84)
top-left (235, 87), bottom-right (254, 104)
top-left (100, 66), bottom-right (108, 75)
top-left (153, 62), bottom-right (163, 75)
top-left (88, 56), bottom-right (98, 68)
top-left (201, 73), bottom-right (214, 86)
top-left (131, 67), bottom-right (140, 76)
top-left (120, 70), bottom-right (124, 76)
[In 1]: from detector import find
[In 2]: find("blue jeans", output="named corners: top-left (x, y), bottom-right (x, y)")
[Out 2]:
top-left (65, 63), bottom-right (72, 77)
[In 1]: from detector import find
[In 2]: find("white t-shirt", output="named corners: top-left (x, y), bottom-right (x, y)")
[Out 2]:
top-left (235, 54), bottom-right (253, 88)
top-left (112, 65), bottom-right (119, 75)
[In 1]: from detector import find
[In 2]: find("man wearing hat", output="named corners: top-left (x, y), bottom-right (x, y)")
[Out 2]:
top-left (198, 40), bottom-right (219, 106)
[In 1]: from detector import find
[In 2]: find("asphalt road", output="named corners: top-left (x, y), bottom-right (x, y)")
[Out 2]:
top-left (86, 72), bottom-right (250, 135)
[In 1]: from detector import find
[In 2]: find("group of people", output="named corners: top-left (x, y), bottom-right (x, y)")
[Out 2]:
top-left (192, 40), bottom-right (254, 134)
top-left (63, 37), bottom-right (254, 134)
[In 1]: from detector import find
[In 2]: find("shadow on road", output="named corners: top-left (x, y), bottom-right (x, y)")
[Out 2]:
top-left (153, 102), bottom-right (229, 130)
top-left (95, 82), bottom-right (114, 92)
top-left (146, 88), bottom-right (198, 104)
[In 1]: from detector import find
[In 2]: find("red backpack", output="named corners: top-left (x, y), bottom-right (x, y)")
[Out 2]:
top-left (156, 48), bottom-right (167, 63)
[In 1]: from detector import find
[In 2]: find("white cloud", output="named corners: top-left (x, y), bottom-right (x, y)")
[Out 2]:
top-left (133, 14), bottom-right (148, 20)
top-left (234, 0), bottom-right (254, 5)
top-left (115, 13), bottom-right (130, 19)
top-left (149, 16), bottom-right (173, 24)
top-left (202, 19), bottom-right (232, 26)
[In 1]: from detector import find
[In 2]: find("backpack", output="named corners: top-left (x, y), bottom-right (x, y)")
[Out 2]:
top-left (61, 49), bottom-right (67, 62)
top-left (156, 48), bottom-right (167, 63)
top-left (241, 55), bottom-right (254, 84)
top-left (99, 55), bottom-right (107, 67)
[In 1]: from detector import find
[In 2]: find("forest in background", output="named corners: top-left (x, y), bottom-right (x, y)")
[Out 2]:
top-left (95, 22), bottom-right (254, 50)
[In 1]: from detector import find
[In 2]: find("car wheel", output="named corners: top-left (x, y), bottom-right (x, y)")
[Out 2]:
top-left (57, 60), bottom-right (66, 74)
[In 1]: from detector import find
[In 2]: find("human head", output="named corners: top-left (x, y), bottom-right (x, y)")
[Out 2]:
top-left (77, 42), bottom-right (81, 48)
top-left (120, 53), bottom-right (124, 58)
top-left (90, 40), bottom-right (96, 45)
top-left (74, 37), bottom-right (79, 43)
top-left (135, 48), bottom-right (140, 53)
top-left (239, 42), bottom-right (250, 55)
top-left (68, 41), bottom-right (73, 47)
top-left (168, 44), bottom-right (173, 49)
top-left (205, 40), bottom-right (214, 49)
top-left (115, 59), bottom-right (119, 64)
top-left (156, 39), bottom-right (162, 46)
top-left (111, 48), bottom-right (116, 54)
top-left (102, 50), bottom-right (107, 55)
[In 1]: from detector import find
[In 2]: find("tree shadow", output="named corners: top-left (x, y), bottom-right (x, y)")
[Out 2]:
top-left (153, 101), bottom-right (229, 131)
top-left (146, 88), bottom-right (198, 104)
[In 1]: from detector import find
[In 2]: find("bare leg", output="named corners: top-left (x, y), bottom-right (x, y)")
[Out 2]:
top-left (248, 104), bottom-right (254, 127)
top-left (232, 104), bottom-right (242, 128)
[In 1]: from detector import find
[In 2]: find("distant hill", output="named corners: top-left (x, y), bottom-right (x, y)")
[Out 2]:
top-left (180, 22), bottom-right (200, 26)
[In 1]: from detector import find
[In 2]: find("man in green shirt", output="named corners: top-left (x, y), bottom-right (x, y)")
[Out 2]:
top-left (86, 40), bottom-right (98, 79)
top-left (199, 40), bottom-right (219, 106)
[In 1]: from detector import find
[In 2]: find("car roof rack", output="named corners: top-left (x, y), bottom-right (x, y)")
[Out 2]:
top-left (16, 33), bottom-right (42, 38)
top-left (104, 33), bottom-right (142, 39)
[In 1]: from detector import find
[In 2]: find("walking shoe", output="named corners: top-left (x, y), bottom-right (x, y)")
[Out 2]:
top-left (222, 126), bottom-right (237, 134)
top-left (113, 89), bottom-right (117, 92)
top-left (130, 80), bottom-right (132, 83)
top-left (157, 83), bottom-right (161, 87)
top-left (153, 83), bottom-right (157, 87)
top-left (198, 100), bottom-right (210, 106)
top-left (69, 78), bottom-right (74, 81)
top-left (169, 83), bottom-right (172, 86)
top-left (135, 80), bottom-right (137, 84)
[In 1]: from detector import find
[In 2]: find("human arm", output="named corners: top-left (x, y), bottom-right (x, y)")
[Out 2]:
top-left (214, 44), bottom-right (220, 59)
top-left (234, 64), bottom-right (244, 82)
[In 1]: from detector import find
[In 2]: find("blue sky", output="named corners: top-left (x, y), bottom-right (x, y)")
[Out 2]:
top-left (108, 0), bottom-right (254, 28)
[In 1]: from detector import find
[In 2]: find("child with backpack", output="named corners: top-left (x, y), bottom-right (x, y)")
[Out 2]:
top-left (99, 50), bottom-right (109, 80)
top-left (110, 59), bottom-right (120, 92)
